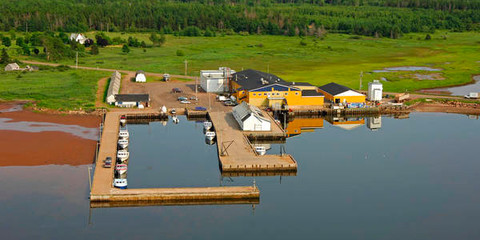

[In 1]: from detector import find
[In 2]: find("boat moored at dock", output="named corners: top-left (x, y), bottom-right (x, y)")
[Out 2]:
top-left (117, 150), bottom-right (129, 161)
top-left (113, 178), bottom-right (128, 189)
top-left (119, 128), bottom-right (129, 139)
top-left (118, 139), bottom-right (129, 149)
top-left (205, 131), bottom-right (216, 140)
top-left (115, 164), bottom-right (128, 174)
top-left (203, 121), bottom-right (212, 131)
top-left (120, 115), bottom-right (127, 125)
top-left (254, 146), bottom-right (266, 155)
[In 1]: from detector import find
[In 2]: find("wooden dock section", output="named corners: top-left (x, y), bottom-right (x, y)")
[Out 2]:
top-left (90, 112), bottom-right (259, 204)
top-left (209, 111), bottom-right (297, 173)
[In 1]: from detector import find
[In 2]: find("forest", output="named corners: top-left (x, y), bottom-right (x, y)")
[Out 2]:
top-left (0, 0), bottom-right (479, 38)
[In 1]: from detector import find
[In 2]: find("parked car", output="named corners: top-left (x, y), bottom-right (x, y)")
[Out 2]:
top-left (172, 88), bottom-right (183, 93)
top-left (103, 157), bottom-right (112, 162)
top-left (195, 106), bottom-right (207, 111)
top-left (190, 96), bottom-right (198, 101)
top-left (177, 96), bottom-right (188, 101)
top-left (223, 100), bottom-right (237, 106)
top-left (217, 95), bottom-right (228, 102)
top-left (180, 100), bottom-right (191, 104)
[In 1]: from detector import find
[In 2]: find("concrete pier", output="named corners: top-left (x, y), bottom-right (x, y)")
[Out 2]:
top-left (209, 111), bottom-right (297, 172)
top-left (90, 112), bottom-right (259, 204)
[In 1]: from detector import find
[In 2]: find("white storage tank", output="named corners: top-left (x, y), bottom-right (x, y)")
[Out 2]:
top-left (368, 80), bottom-right (383, 101)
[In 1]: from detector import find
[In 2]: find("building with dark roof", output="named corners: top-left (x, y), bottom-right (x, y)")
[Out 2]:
top-left (318, 82), bottom-right (365, 104)
top-left (115, 94), bottom-right (150, 108)
top-left (230, 69), bottom-right (324, 109)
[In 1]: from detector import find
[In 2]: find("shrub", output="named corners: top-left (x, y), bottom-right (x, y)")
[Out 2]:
top-left (176, 49), bottom-right (185, 56)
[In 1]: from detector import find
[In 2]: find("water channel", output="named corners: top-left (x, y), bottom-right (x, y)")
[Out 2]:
top-left (1, 113), bottom-right (479, 239)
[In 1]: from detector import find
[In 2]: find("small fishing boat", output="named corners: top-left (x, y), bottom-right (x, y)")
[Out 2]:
top-left (118, 139), bottom-right (129, 149)
top-left (203, 121), bottom-right (212, 131)
top-left (254, 146), bottom-right (266, 156)
top-left (117, 150), bottom-right (129, 161)
top-left (172, 115), bottom-right (180, 124)
top-left (161, 105), bottom-right (167, 114)
top-left (205, 138), bottom-right (215, 145)
top-left (120, 115), bottom-right (127, 125)
top-left (115, 164), bottom-right (128, 174)
top-left (205, 131), bottom-right (216, 140)
top-left (113, 178), bottom-right (127, 189)
top-left (119, 127), bottom-right (129, 139)
top-left (114, 170), bottom-right (127, 179)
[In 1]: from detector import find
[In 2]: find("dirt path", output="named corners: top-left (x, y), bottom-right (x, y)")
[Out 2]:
top-left (22, 60), bottom-right (196, 80)
top-left (95, 77), bottom-right (109, 108)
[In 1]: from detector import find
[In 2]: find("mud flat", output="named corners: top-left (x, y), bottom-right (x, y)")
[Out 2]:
top-left (0, 102), bottom-right (100, 166)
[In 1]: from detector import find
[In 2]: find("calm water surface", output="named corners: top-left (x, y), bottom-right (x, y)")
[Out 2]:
top-left (1, 113), bottom-right (480, 240)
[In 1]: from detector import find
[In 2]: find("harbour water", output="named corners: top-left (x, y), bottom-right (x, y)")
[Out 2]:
top-left (1, 113), bottom-right (480, 239)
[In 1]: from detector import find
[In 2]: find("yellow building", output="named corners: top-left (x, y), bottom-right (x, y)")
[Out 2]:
top-left (230, 69), bottom-right (324, 109)
top-left (318, 82), bottom-right (366, 105)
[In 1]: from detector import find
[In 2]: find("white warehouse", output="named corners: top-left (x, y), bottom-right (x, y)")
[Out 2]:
top-left (232, 102), bottom-right (271, 131)
top-left (200, 67), bottom-right (235, 93)
top-left (368, 80), bottom-right (383, 101)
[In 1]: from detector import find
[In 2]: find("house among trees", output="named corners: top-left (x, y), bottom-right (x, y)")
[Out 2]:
top-left (4, 63), bottom-right (20, 71)
top-left (69, 33), bottom-right (87, 44)
top-left (135, 70), bottom-right (146, 82)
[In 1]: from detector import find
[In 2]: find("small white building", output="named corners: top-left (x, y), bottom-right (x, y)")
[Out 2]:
top-left (368, 80), bottom-right (383, 101)
top-left (69, 33), bottom-right (87, 44)
top-left (200, 67), bottom-right (235, 93)
top-left (4, 63), bottom-right (20, 71)
top-left (115, 94), bottom-right (150, 108)
top-left (106, 71), bottom-right (121, 104)
top-left (135, 70), bottom-right (146, 82)
top-left (232, 102), bottom-right (271, 131)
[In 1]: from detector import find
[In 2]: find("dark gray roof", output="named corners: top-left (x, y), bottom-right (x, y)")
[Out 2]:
top-left (232, 69), bottom-right (289, 90)
top-left (302, 90), bottom-right (324, 97)
top-left (136, 70), bottom-right (145, 75)
top-left (287, 82), bottom-right (314, 87)
top-left (115, 94), bottom-right (149, 102)
top-left (318, 82), bottom-right (352, 96)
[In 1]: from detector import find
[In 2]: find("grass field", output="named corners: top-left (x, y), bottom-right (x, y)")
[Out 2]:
top-left (15, 31), bottom-right (480, 93)
top-left (0, 67), bottom-right (109, 110)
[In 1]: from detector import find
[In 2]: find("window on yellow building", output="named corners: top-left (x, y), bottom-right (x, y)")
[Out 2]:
top-left (253, 93), bottom-right (256, 96)
top-left (295, 92), bottom-right (299, 95)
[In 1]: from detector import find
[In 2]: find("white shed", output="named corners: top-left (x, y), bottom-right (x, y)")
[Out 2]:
top-left (135, 70), bottom-right (146, 82)
top-left (368, 80), bottom-right (383, 101)
top-left (232, 102), bottom-right (271, 131)
top-left (4, 63), bottom-right (20, 71)
top-left (200, 67), bottom-right (235, 93)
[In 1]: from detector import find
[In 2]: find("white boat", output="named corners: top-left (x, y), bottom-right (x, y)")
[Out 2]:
top-left (119, 128), bottom-right (129, 139)
top-left (118, 139), bottom-right (129, 149)
top-left (115, 164), bottom-right (128, 174)
top-left (205, 131), bottom-right (216, 140)
top-left (120, 115), bottom-right (127, 125)
top-left (172, 115), bottom-right (180, 124)
top-left (254, 146), bottom-right (266, 156)
top-left (117, 150), bottom-right (129, 161)
top-left (203, 121), bottom-right (212, 131)
top-left (161, 105), bottom-right (167, 114)
top-left (113, 178), bottom-right (128, 189)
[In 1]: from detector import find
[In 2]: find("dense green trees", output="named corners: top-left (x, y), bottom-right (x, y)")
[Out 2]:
top-left (0, 0), bottom-right (479, 38)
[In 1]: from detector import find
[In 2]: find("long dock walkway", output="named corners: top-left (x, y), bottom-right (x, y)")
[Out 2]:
top-left (209, 111), bottom-right (297, 172)
top-left (90, 112), bottom-right (259, 204)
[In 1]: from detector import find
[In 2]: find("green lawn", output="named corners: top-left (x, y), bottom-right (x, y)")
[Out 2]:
top-left (0, 68), bottom-right (109, 110)
top-left (13, 31), bottom-right (480, 93)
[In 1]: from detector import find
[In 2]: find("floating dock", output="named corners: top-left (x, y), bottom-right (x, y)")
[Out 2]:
top-left (90, 112), bottom-right (259, 205)
top-left (209, 111), bottom-right (297, 173)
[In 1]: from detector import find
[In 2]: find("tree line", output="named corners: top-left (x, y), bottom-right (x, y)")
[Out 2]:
top-left (0, 0), bottom-right (479, 38)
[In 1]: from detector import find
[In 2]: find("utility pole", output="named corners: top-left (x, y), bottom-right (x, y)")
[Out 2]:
top-left (359, 71), bottom-right (363, 90)
top-left (76, 51), bottom-right (79, 69)
top-left (184, 60), bottom-right (188, 76)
